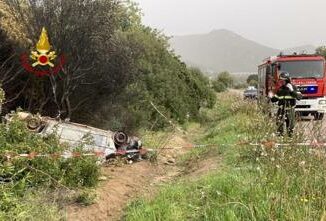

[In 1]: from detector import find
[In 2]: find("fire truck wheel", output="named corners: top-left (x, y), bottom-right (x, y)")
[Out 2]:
top-left (314, 113), bottom-right (324, 121)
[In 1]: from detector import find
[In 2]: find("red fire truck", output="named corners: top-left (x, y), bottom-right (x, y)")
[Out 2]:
top-left (258, 54), bottom-right (326, 120)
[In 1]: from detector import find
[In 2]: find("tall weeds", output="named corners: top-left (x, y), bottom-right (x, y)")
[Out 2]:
top-left (125, 91), bottom-right (326, 221)
top-left (0, 113), bottom-right (100, 220)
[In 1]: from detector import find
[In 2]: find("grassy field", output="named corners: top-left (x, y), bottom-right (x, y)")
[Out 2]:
top-left (124, 91), bottom-right (326, 221)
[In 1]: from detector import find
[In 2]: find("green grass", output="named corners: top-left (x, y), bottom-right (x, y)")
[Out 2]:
top-left (0, 113), bottom-right (100, 220)
top-left (124, 92), bottom-right (326, 221)
top-left (0, 190), bottom-right (63, 221)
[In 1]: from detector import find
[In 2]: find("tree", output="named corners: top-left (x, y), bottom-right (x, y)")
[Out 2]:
top-left (217, 71), bottom-right (233, 88)
top-left (212, 80), bottom-right (227, 93)
top-left (246, 74), bottom-right (258, 87)
top-left (100, 27), bottom-right (216, 129)
top-left (316, 46), bottom-right (326, 58)
top-left (0, 0), bottom-right (216, 131)
top-left (0, 0), bottom-right (125, 119)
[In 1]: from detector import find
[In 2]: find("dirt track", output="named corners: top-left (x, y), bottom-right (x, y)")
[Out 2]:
top-left (67, 161), bottom-right (163, 221)
top-left (66, 134), bottom-right (219, 221)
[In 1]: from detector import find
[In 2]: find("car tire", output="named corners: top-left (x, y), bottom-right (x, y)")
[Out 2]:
top-left (314, 113), bottom-right (324, 121)
top-left (26, 116), bottom-right (42, 131)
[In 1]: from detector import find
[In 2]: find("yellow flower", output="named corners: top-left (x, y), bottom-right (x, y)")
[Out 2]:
top-left (300, 198), bottom-right (309, 203)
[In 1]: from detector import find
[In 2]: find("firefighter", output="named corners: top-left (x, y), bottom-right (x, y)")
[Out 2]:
top-left (269, 72), bottom-right (302, 137)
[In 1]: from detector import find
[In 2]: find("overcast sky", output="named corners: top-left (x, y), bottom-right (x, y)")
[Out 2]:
top-left (133, 0), bottom-right (326, 49)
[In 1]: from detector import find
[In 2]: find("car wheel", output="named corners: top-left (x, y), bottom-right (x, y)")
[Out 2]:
top-left (26, 116), bottom-right (42, 131)
top-left (314, 113), bottom-right (324, 121)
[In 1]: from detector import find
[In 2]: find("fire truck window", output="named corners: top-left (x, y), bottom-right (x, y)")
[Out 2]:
top-left (277, 63), bottom-right (281, 70)
top-left (279, 61), bottom-right (324, 78)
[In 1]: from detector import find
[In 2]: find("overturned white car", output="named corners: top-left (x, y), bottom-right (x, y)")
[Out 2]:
top-left (5, 112), bottom-right (146, 160)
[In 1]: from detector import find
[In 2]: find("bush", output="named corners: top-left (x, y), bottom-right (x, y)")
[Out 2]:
top-left (0, 190), bottom-right (63, 221)
top-left (233, 83), bottom-right (248, 89)
top-left (246, 74), bottom-right (258, 88)
top-left (217, 71), bottom-right (233, 87)
top-left (0, 1), bottom-right (216, 132)
top-left (212, 80), bottom-right (227, 93)
top-left (316, 46), bottom-right (326, 58)
top-left (75, 189), bottom-right (97, 206)
top-left (0, 112), bottom-right (100, 217)
top-left (88, 29), bottom-right (216, 131)
top-left (0, 114), bottom-right (100, 188)
top-left (211, 71), bottom-right (234, 93)
top-left (246, 74), bottom-right (258, 84)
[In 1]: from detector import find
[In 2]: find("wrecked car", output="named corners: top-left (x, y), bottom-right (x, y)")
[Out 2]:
top-left (5, 112), bottom-right (147, 161)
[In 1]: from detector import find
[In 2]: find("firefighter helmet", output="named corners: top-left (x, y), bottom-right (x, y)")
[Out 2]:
top-left (279, 72), bottom-right (290, 81)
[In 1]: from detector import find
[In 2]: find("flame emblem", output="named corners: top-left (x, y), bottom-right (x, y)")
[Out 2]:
top-left (30, 27), bottom-right (57, 67)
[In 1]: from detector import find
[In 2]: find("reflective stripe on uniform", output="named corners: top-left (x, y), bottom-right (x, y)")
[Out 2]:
top-left (274, 95), bottom-right (295, 100)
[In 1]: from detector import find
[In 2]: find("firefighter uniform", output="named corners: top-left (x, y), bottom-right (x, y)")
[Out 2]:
top-left (271, 82), bottom-right (302, 136)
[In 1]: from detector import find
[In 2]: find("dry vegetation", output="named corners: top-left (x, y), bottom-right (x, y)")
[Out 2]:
top-left (125, 92), bottom-right (326, 221)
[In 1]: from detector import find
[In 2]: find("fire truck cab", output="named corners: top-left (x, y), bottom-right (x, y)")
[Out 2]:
top-left (258, 54), bottom-right (326, 120)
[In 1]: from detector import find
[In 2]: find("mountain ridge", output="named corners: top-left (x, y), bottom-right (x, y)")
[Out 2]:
top-left (170, 29), bottom-right (316, 74)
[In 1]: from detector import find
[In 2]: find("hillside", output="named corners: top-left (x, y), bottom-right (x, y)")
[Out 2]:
top-left (170, 29), bottom-right (316, 74)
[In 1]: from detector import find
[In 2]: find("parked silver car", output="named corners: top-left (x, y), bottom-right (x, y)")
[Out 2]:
top-left (243, 87), bottom-right (258, 99)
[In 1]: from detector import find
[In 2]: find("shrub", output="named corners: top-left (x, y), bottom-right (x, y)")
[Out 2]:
top-left (212, 80), bottom-right (227, 93)
top-left (0, 112), bottom-right (100, 217)
top-left (233, 83), bottom-right (248, 89)
top-left (75, 189), bottom-right (97, 206)
top-left (217, 71), bottom-right (233, 87)
top-left (0, 190), bottom-right (63, 221)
